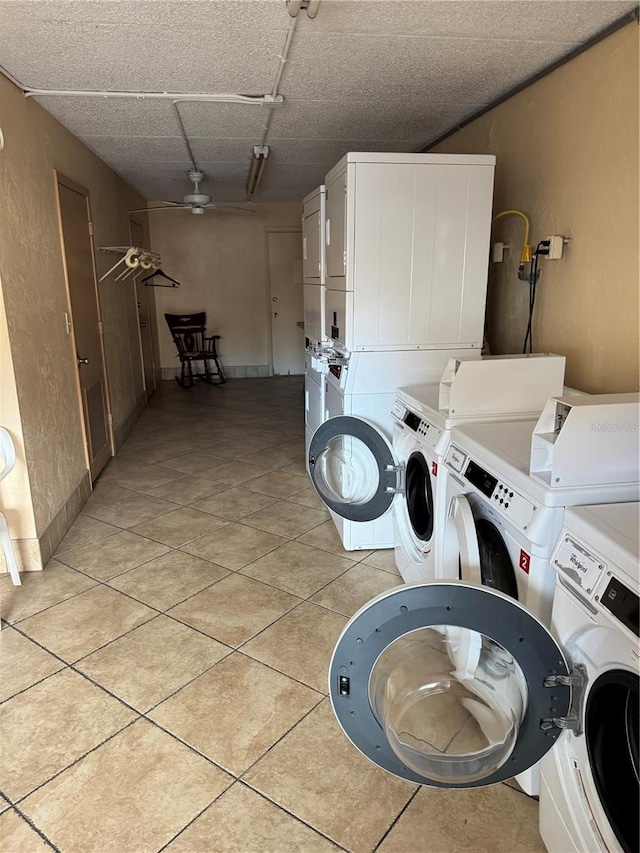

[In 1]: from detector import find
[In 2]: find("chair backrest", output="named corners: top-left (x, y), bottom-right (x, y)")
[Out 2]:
top-left (0, 428), bottom-right (16, 482)
top-left (165, 313), bottom-right (207, 356)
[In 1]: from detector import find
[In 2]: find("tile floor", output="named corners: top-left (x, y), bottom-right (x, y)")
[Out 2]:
top-left (0, 377), bottom-right (545, 852)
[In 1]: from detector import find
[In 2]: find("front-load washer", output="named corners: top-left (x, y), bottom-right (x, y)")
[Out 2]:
top-left (391, 354), bottom-right (567, 583)
top-left (308, 347), bottom-right (479, 551)
top-left (325, 504), bottom-right (638, 847)
top-left (309, 354), bottom-right (569, 558)
top-left (441, 392), bottom-right (640, 626)
top-left (539, 503), bottom-right (639, 853)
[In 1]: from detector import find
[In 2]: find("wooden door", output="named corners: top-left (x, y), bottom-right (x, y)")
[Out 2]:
top-left (55, 174), bottom-right (112, 480)
top-left (268, 230), bottom-right (304, 375)
top-left (129, 218), bottom-right (156, 397)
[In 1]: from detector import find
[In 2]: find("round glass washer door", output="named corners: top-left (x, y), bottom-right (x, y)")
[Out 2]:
top-left (308, 416), bottom-right (399, 522)
top-left (329, 581), bottom-right (572, 788)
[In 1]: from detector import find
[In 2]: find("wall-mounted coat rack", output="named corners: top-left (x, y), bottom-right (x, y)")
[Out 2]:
top-left (97, 246), bottom-right (162, 283)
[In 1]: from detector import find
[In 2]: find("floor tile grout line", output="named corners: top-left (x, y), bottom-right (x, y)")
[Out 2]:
top-left (235, 779), bottom-right (351, 852)
top-left (154, 783), bottom-right (234, 853)
top-left (372, 785), bottom-right (422, 852)
top-left (0, 793), bottom-right (62, 852)
top-left (11, 717), bottom-right (142, 809)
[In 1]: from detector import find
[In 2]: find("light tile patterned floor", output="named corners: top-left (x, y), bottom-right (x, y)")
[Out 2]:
top-left (0, 377), bottom-right (545, 852)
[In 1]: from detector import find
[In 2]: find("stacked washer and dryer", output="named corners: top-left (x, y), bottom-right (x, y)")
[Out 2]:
top-left (303, 152), bottom-right (497, 550)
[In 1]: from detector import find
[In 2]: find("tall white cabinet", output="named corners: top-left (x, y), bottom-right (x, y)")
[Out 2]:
top-left (303, 152), bottom-right (496, 550)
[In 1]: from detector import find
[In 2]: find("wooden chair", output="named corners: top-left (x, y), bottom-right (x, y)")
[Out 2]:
top-left (164, 312), bottom-right (226, 388)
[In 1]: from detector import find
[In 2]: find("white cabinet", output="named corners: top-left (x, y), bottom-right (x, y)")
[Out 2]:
top-left (324, 153), bottom-right (496, 352)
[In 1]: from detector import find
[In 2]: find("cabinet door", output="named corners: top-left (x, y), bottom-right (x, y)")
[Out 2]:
top-left (326, 171), bottom-right (347, 282)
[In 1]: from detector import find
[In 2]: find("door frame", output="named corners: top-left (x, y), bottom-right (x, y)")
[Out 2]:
top-left (129, 215), bottom-right (157, 399)
top-left (263, 225), bottom-right (303, 376)
top-left (53, 171), bottom-right (114, 475)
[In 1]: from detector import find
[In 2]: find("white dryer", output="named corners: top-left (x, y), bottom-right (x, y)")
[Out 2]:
top-left (539, 503), bottom-right (639, 853)
top-left (392, 354), bottom-right (567, 583)
top-left (325, 510), bottom-right (638, 843)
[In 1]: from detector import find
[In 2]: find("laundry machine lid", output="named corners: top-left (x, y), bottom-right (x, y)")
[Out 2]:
top-left (329, 581), bottom-right (572, 787)
top-left (308, 416), bottom-right (400, 522)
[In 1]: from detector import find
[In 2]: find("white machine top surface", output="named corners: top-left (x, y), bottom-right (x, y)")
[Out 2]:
top-left (450, 420), bottom-right (640, 508)
top-left (395, 382), bottom-right (560, 430)
top-left (562, 503), bottom-right (640, 587)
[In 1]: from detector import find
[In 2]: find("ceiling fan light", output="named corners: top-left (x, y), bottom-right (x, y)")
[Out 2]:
top-left (184, 192), bottom-right (211, 205)
top-left (191, 206), bottom-right (205, 215)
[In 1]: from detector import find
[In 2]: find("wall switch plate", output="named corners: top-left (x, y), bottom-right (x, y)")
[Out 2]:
top-left (492, 241), bottom-right (509, 263)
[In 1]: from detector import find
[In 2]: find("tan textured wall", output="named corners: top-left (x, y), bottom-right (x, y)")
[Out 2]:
top-left (0, 73), bottom-right (149, 542)
top-left (431, 22), bottom-right (639, 393)
top-left (148, 204), bottom-right (301, 370)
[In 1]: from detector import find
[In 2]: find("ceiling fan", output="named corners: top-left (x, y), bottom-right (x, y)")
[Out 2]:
top-left (130, 169), bottom-right (255, 216)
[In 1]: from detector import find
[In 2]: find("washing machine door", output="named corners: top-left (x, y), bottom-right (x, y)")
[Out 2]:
top-left (308, 416), bottom-right (401, 522)
top-left (329, 581), bottom-right (573, 788)
top-left (447, 495), bottom-right (519, 598)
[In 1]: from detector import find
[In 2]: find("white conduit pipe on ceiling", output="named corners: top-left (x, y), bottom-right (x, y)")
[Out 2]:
top-left (0, 63), bottom-right (283, 106)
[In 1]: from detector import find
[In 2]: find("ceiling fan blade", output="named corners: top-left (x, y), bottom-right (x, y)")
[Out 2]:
top-left (129, 205), bottom-right (189, 213)
top-left (161, 200), bottom-right (187, 207)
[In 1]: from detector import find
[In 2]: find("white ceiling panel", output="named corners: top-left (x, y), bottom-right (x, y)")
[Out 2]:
top-left (269, 98), bottom-right (482, 141)
top-left (2, 20), bottom-right (283, 92)
top-left (83, 137), bottom-right (189, 165)
top-left (177, 102), bottom-right (269, 139)
top-left (295, 0), bottom-right (633, 42)
top-left (5, 1), bottom-right (285, 30)
top-left (33, 97), bottom-right (183, 138)
top-left (2, 0), bottom-right (635, 202)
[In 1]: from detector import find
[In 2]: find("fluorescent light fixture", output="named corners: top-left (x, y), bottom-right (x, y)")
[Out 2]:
top-left (246, 145), bottom-right (270, 198)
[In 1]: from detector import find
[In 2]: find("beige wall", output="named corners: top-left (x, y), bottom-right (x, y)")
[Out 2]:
top-left (0, 74), bottom-right (150, 567)
top-left (431, 22), bottom-right (639, 393)
top-left (148, 204), bottom-right (301, 375)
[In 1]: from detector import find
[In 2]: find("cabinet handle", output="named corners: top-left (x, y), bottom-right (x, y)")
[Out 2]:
top-left (326, 219), bottom-right (330, 246)
top-left (305, 390), bottom-right (309, 412)
top-left (302, 236), bottom-right (307, 260)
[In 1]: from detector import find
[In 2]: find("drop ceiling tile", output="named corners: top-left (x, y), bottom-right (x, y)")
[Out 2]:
top-left (190, 138), bottom-right (264, 163)
top-left (2, 20), bottom-right (283, 92)
top-left (269, 98), bottom-right (483, 141)
top-left (33, 97), bottom-right (182, 138)
top-left (5, 0), bottom-right (286, 30)
top-left (178, 102), bottom-right (269, 139)
top-left (83, 137), bottom-right (189, 164)
top-left (295, 0), bottom-right (634, 41)
top-left (405, 36), bottom-right (579, 104)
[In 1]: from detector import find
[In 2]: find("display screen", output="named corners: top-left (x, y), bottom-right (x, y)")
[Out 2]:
top-left (403, 411), bottom-right (421, 432)
top-left (329, 365), bottom-right (342, 379)
top-left (464, 460), bottom-right (498, 498)
top-left (601, 577), bottom-right (639, 638)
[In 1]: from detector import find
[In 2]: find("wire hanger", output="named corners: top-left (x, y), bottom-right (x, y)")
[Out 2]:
top-left (140, 268), bottom-right (181, 287)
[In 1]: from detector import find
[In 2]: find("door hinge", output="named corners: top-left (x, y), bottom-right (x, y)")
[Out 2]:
top-left (384, 464), bottom-right (405, 495)
top-left (88, 221), bottom-right (94, 236)
top-left (98, 321), bottom-right (103, 335)
top-left (541, 664), bottom-right (587, 734)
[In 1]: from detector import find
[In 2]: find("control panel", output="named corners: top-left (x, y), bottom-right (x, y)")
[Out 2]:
top-left (390, 404), bottom-right (443, 449)
top-left (444, 445), bottom-right (536, 529)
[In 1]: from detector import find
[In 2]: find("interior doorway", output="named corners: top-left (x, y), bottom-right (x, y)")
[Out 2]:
top-left (129, 217), bottom-right (156, 398)
top-left (55, 173), bottom-right (112, 481)
top-left (267, 228), bottom-right (304, 375)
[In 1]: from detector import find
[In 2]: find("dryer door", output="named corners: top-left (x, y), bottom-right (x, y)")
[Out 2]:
top-left (309, 416), bottom-right (401, 522)
top-left (446, 495), bottom-right (518, 599)
top-left (329, 581), bottom-right (572, 788)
